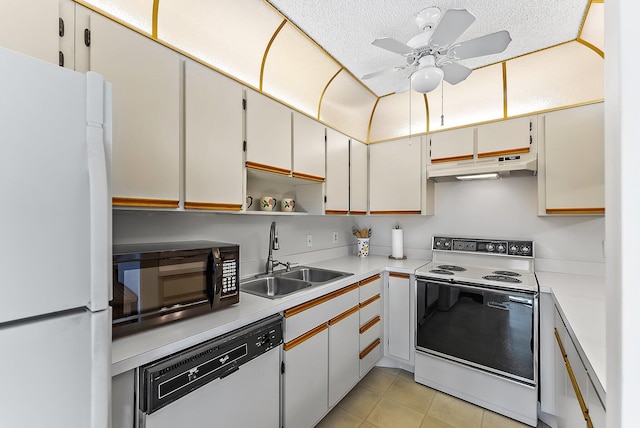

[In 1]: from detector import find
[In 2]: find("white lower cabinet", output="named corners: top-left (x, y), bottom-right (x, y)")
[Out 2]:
top-left (283, 325), bottom-right (329, 428)
top-left (282, 283), bottom-right (359, 427)
top-left (359, 274), bottom-right (383, 377)
top-left (328, 307), bottom-right (360, 407)
top-left (387, 272), bottom-right (412, 362)
top-left (553, 307), bottom-right (605, 428)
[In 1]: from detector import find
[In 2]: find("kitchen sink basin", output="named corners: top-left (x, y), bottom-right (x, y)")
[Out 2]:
top-left (278, 266), bottom-right (352, 283)
top-left (240, 266), bottom-right (352, 299)
top-left (241, 276), bottom-right (312, 299)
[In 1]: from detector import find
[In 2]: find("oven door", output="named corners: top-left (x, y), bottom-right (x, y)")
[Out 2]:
top-left (416, 277), bottom-right (537, 385)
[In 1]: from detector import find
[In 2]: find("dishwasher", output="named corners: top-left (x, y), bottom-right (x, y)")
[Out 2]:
top-left (136, 314), bottom-right (283, 428)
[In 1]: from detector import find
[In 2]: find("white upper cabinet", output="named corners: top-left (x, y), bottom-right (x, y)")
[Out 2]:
top-left (325, 128), bottom-right (350, 214)
top-left (538, 102), bottom-right (604, 215)
top-left (429, 127), bottom-right (474, 163)
top-left (0, 0), bottom-right (60, 66)
top-left (350, 139), bottom-right (368, 214)
top-left (477, 116), bottom-right (533, 157)
top-left (292, 112), bottom-right (325, 181)
top-left (369, 137), bottom-right (423, 214)
top-left (245, 89), bottom-right (292, 175)
top-left (77, 10), bottom-right (180, 207)
top-left (184, 60), bottom-right (244, 211)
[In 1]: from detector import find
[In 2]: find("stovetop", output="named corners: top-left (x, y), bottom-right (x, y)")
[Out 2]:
top-left (415, 236), bottom-right (538, 293)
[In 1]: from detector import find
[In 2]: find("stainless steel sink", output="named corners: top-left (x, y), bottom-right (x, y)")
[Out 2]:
top-left (278, 266), bottom-right (352, 283)
top-left (240, 266), bottom-right (352, 299)
top-left (241, 276), bottom-right (312, 299)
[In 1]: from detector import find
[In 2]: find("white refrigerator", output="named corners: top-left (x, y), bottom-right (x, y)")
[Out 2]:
top-left (0, 47), bottom-right (112, 428)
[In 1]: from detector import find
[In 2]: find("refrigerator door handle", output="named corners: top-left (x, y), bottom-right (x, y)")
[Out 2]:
top-left (85, 72), bottom-right (112, 311)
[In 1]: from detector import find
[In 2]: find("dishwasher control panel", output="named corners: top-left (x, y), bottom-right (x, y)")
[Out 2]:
top-left (139, 314), bottom-right (283, 414)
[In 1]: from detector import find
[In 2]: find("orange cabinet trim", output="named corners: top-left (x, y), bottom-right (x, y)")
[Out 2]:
top-left (477, 147), bottom-right (530, 158)
top-left (370, 210), bottom-right (422, 215)
top-left (360, 294), bottom-right (381, 308)
top-left (389, 272), bottom-right (410, 279)
top-left (349, 210), bottom-right (367, 215)
top-left (430, 154), bottom-right (474, 163)
top-left (546, 208), bottom-right (605, 215)
top-left (359, 316), bottom-right (381, 334)
top-left (245, 161), bottom-right (291, 176)
top-left (325, 210), bottom-right (349, 215)
top-left (112, 197), bottom-right (179, 208)
top-left (185, 202), bottom-right (243, 211)
top-left (554, 328), bottom-right (568, 359)
top-left (283, 323), bottom-right (328, 351)
top-left (292, 171), bottom-right (325, 182)
top-left (284, 282), bottom-right (359, 318)
top-left (359, 274), bottom-right (381, 286)
top-left (359, 338), bottom-right (381, 359)
top-left (329, 305), bottom-right (359, 325)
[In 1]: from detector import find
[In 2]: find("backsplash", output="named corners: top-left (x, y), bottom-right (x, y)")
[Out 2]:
top-left (113, 176), bottom-right (605, 278)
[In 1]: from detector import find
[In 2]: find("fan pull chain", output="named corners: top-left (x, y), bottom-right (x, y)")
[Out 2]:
top-left (440, 83), bottom-right (445, 126)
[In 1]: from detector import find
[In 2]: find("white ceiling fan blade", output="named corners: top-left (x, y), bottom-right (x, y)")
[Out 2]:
top-left (451, 31), bottom-right (512, 60)
top-left (428, 9), bottom-right (475, 48)
top-left (440, 62), bottom-right (472, 85)
top-left (372, 37), bottom-right (416, 56)
top-left (361, 67), bottom-right (401, 80)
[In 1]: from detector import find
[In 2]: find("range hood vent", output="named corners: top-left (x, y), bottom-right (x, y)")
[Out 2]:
top-left (427, 152), bottom-right (537, 182)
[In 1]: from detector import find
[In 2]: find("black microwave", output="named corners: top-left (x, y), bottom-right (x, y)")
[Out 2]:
top-left (111, 241), bottom-right (240, 338)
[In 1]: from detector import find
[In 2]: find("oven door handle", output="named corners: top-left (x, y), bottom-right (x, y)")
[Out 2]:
top-left (206, 251), bottom-right (216, 307)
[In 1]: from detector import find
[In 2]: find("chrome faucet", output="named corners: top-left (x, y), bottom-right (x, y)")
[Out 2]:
top-left (266, 221), bottom-right (280, 274)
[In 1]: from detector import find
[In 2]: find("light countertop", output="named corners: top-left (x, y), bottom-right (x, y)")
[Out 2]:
top-left (111, 255), bottom-right (428, 376)
top-left (536, 271), bottom-right (606, 398)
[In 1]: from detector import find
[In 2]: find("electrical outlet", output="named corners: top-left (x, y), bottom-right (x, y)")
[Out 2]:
top-left (332, 232), bottom-right (339, 243)
top-left (306, 234), bottom-right (313, 247)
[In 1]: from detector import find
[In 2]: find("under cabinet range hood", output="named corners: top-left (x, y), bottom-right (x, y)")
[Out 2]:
top-left (426, 117), bottom-right (538, 182)
top-left (427, 152), bottom-right (538, 182)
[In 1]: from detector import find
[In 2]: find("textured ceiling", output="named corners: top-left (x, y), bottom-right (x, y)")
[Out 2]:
top-left (267, 0), bottom-right (591, 96)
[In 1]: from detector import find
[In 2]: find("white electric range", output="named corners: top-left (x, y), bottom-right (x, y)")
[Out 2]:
top-left (414, 236), bottom-right (539, 426)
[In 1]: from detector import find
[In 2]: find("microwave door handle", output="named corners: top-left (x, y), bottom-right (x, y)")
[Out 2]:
top-left (206, 251), bottom-right (215, 307)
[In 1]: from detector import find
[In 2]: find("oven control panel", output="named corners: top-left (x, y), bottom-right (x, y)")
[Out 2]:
top-left (433, 237), bottom-right (534, 257)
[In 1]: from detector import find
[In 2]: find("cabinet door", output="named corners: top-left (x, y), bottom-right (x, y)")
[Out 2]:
top-left (428, 127), bottom-right (474, 163)
top-left (350, 139), bottom-right (368, 214)
top-left (283, 326), bottom-right (328, 428)
top-left (293, 111), bottom-right (325, 180)
top-left (245, 89), bottom-right (292, 174)
top-left (369, 137), bottom-right (422, 213)
top-left (184, 60), bottom-right (243, 210)
top-left (325, 128), bottom-right (350, 213)
top-left (0, 0), bottom-right (60, 65)
top-left (542, 103), bottom-right (604, 215)
top-left (86, 12), bottom-right (180, 206)
top-left (477, 116), bottom-right (532, 157)
top-left (387, 273), bottom-right (411, 361)
top-left (328, 308), bottom-right (360, 407)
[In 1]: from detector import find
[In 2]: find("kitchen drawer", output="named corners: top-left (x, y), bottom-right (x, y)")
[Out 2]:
top-left (359, 274), bottom-right (382, 303)
top-left (284, 284), bottom-right (359, 342)
top-left (360, 294), bottom-right (381, 326)
top-left (359, 316), bottom-right (381, 353)
top-left (359, 339), bottom-right (382, 378)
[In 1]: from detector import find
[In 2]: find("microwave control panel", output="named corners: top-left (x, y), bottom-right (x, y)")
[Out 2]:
top-left (221, 258), bottom-right (238, 297)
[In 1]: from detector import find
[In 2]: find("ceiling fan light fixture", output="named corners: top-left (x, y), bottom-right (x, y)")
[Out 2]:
top-left (411, 66), bottom-right (443, 93)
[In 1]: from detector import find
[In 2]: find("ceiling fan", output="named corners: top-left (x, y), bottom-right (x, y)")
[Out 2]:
top-left (362, 7), bottom-right (512, 94)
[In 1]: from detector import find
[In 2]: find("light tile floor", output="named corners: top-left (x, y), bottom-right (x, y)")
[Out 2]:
top-left (316, 367), bottom-right (550, 428)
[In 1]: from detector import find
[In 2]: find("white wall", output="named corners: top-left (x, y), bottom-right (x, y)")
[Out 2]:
top-left (114, 175), bottom-right (604, 277)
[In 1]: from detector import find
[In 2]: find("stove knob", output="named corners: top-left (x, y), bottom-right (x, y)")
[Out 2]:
top-left (486, 243), bottom-right (495, 252)
top-left (521, 245), bottom-right (531, 254)
top-left (510, 245), bottom-right (519, 254)
top-left (497, 244), bottom-right (506, 253)
top-left (435, 240), bottom-right (442, 247)
top-left (444, 241), bottom-right (451, 248)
